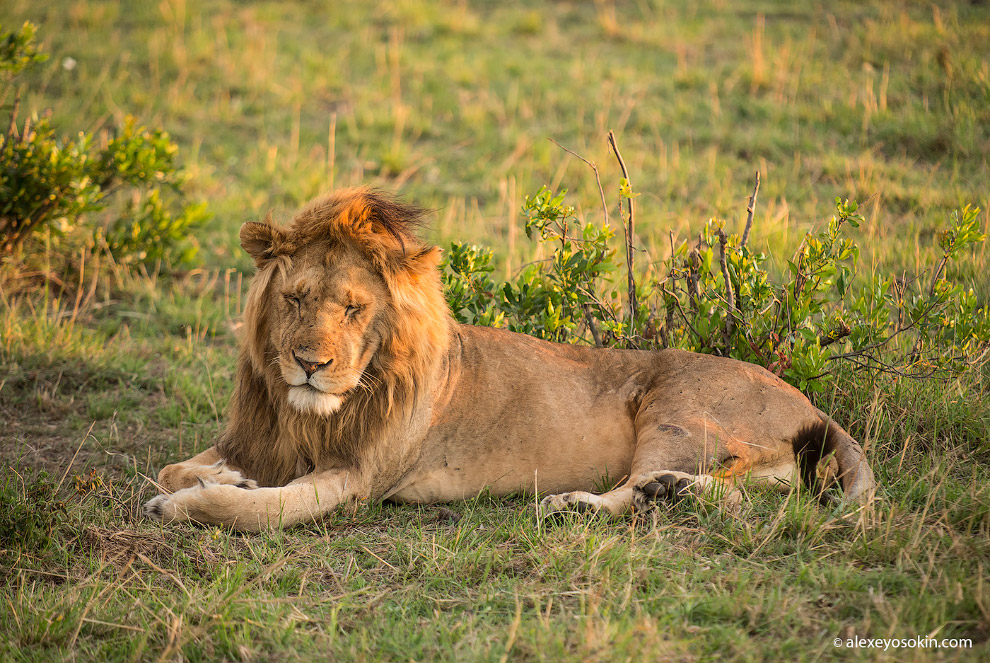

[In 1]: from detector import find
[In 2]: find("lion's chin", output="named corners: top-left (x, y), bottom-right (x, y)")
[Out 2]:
top-left (287, 386), bottom-right (344, 417)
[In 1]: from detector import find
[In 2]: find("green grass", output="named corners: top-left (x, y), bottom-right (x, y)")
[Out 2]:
top-left (6, 0), bottom-right (989, 276)
top-left (1, 1), bottom-right (989, 661)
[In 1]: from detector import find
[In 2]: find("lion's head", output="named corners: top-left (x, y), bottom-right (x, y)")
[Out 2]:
top-left (217, 189), bottom-right (451, 485)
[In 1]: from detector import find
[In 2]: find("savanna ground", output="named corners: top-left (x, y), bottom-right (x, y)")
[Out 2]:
top-left (1, 0), bottom-right (989, 661)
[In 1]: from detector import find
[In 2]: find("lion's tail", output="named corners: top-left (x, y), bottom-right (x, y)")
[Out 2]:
top-left (792, 413), bottom-right (876, 505)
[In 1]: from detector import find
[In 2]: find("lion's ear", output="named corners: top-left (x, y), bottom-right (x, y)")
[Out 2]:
top-left (405, 245), bottom-right (442, 274)
top-left (240, 219), bottom-right (286, 267)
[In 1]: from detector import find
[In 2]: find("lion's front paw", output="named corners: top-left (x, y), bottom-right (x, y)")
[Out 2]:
top-left (143, 482), bottom-right (263, 528)
top-left (157, 461), bottom-right (258, 493)
top-left (539, 491), bottom-right (601, 521)
top-left (143, 493), bottom-right (174, 522)
top-left (143, 485), bottom-right (206, 524)
top-left (203, 462), bottom-right (258, 490)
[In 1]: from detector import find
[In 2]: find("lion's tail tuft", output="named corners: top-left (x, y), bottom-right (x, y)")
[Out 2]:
top-left (792, 415), bottom-right (876, 505)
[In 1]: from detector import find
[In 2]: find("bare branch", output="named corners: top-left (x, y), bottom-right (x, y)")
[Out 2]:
top-left (926, 252), bottom-right (950, 299)
top-left (686, 248), bottom-right (701, 310)
top-left (740, 171), bottom-right (760, 248)
top-left (575, 285), bottom-right (620, 326)
top-left (662, 231), bottom-right (676, 348)
top-left (7, 90), bottom-right (21, 139)
top-left (582, 303), bottom-right (604, 348)
top-left (838, 352), bottom-right (954, 380)
top-left (819, 321), bottom-right (852, 348)
top-left (606, 130), bottom-right (638, 326)
top-left (717, 229), bottom-right (735, 355)
top-left (828, 290), bottom-right (952, 366)
top-left (906, 257), bottom-right (951, 363)
top-left (661, 286), bottom-right (704, 343)
top-left (547, 137), bottom-right (609, 229)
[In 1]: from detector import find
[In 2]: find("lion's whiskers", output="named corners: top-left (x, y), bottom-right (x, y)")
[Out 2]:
top-left (357, 371), bottom-right (383, 394)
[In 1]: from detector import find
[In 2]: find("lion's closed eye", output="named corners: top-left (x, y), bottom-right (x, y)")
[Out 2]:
top-left (284, 294), bottom-right (302, 314)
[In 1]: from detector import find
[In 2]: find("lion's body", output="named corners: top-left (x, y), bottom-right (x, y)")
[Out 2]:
top-left (145, 189), bottom-right (875, 531)
top-left (388, 325), bottom-right (813, 502)
top-left (389, 324), bottom-right (641, 501)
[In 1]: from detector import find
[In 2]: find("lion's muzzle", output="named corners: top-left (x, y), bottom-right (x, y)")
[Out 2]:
top-left (293, 350), bottom-right (333, 378)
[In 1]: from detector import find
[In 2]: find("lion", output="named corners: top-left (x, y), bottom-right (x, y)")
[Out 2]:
top-left (144, 188), bottom-right (875, 531)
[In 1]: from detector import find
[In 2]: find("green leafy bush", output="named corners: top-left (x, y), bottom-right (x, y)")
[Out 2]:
top-left (0, 22), bottom-right (206, 266)
top-left (0, 468), bottom-right (66, 561)
top-left (444, 187), bottom-right (626, 342)
top-left (442, 170), bottom-right (989, 393)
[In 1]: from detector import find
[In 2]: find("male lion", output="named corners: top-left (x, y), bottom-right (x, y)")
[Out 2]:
top-left (144, 189), bottom-right (875, 531)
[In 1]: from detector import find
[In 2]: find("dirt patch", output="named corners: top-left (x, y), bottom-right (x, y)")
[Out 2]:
top-left (0, 388), bottom-right (216, 490)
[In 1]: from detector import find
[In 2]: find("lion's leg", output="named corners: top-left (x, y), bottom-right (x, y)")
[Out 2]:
top-left (540, 469), bottom-right (741, 516)
top-left (156, 446), bottom-right (258, 493)
top-left (540, 487), bottom-right (634, 516)
top-left (621, 416), bottom-right (744, 513)
top-left (541, 415), bottom-right (741, 517)
top-left (143, 468), bottom-right (367, 532)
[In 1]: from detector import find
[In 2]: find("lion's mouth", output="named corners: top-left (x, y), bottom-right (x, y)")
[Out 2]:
top-left (286, 384), bottom-right (345, 416)
top-left (299, 382), bottom-right (349, 397)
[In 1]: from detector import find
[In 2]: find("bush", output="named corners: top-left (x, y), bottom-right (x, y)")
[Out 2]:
top-left (0, 22), bottom-right (206, 267)
top-left (0, 468), bottom-right (66, 561)
top-left (442, 156), bottom-right (989, 393)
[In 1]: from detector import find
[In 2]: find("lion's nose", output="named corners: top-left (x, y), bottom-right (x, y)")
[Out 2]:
top-left (293, 351), bottom-right (333, 378)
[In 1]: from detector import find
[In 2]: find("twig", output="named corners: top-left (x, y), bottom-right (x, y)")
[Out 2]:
top-left (819, 321), bottom-right (852, 348)
top-left (661, 286), bottom-right (704, 343)
top-left (908, 252), bottom-right (951, 362)
top-left (686, 248), bottom-right (701, 310)
top-left (7, 90), bottom-right (21, 139)
top-left (661, 231), bottom-right (676, 348)
top-left (826, 294), bottom-right (949, 361)
top-left (839, 353), bottom-right (951, 380)
top-left (575, 286), bottom-right (619, 321)
top-left (926, 253), bottom-right (949, 299)
top-left (717, 229), bottom-right (735, 355)
top-left (56, 421), bottom-right (96, 493)
top-left (606, 130), bottom-right (638, 325)
top-left (740, 171), bottom-right (760, 248)
top-left (583, 303), bottom-right (604, 348)
top-left (891, 273), bottom-right (906, 330)
top-left (547, 138), bottom-right (609, 228)
top-left (791, 251), bottom-right (807, 302)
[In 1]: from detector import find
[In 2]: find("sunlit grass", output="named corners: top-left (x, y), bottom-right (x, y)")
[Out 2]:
top-left (8, 0), bottom-right (989, 274)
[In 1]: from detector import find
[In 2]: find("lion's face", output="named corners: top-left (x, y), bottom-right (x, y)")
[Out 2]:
top-left (270, 242), bottom-right (390, 416)
top-left (238, 190), bottom-right (447, 423)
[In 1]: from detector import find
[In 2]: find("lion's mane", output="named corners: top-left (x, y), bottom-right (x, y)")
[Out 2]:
top-left (216, 189), bottom-right (451, 486)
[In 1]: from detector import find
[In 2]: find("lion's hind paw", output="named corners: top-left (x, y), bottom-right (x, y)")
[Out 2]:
top-left (638, 473), bottom-right (693, 503)
top-left (633, 471), bottom-right (742, 513)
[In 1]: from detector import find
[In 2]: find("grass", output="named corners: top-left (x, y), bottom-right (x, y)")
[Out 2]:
top-left (1, 0), bottom-right (989, 661)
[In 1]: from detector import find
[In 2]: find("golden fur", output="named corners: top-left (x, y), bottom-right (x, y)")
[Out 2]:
top-left (215, 191), bottom-right (448, 487)
top-left (145, 189), bottom-right (875, 531)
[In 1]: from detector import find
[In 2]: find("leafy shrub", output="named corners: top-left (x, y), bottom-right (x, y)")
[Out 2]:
top-left (445, 187), bottom-right (627, 343)
top-left (0, 22), bottom-right (206, 266)
top-left (0, 468), bottom-right (66, 560)
top-left (442, 167), bottom-right (989, 393)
